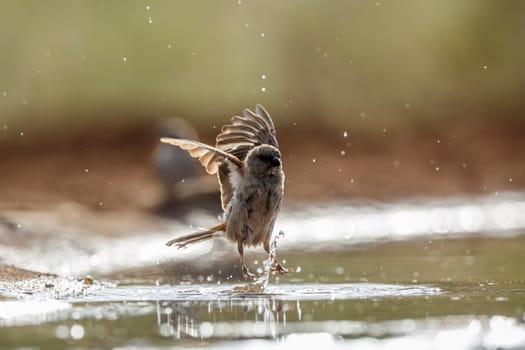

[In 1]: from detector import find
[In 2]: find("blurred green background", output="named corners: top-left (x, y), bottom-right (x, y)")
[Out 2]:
top-left (1, 0), bottom-right (524, 138)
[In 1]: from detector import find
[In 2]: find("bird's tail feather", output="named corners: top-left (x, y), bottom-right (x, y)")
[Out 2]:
top-left (166, 223), bottom-right (225, 249)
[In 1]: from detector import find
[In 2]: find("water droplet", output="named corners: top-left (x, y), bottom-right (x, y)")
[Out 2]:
top-left (199, 322), bottom-right (214, 338)
top-left (159, 323), bottom-right (174, 337)
top-left (312, 158), bottom-right (316, 163)
top-left (261, 74), bottom-right (266, 80)
top-left (122, 57), bottom-right (127, 62)
top-left (464, 255), bottom-right (475, 266)
top-left (2, 125), bottom-right (7, 130)
top-left (483, 65), bottom-right (487, 70)
top-left (350, 178), bottom-right (354, 183)
top-left (55, 325), bottom-right (69, 339)
top-left (340, 150), bottom-right (346, 156)
top-left (146, 5), bottom-right (151, 10)
top-left (148, 16), bottom-right (153, 24)
top-left (70, 324), bottom-right (85, 340)
top-left (167, 44), bottom-right (171, 48)
top-left (382, 128), bottom-right (387, 133)
top-left (343, 131), bottom-right (348, 138)
top-left (19, 132), bottom-right (24, 136)
top-left (99, 201), bottom-right (103, 206)
top-left (437, 139), bottom-right (441, 144)
top-left (435, 166), bottom-right (440, 172)
top-left (84, 168), bottom-right (89, 173)
top-left (509, 178), bottom-right (513, 182)
top-left (2, 91), bottom-right (7, 97)
top-left (260, 33), bottom-right (265, 37)
top-left (261, 87), bottom-right (266, 92)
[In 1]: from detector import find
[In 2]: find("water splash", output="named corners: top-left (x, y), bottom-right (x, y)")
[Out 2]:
top-left (232, 230), bottom-right (286, 293)
top-left (59, 283), bottom-right (439, 303)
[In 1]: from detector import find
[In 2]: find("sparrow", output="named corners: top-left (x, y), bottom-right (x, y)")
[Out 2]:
top-left (161, 104), bottom-right (291, 279)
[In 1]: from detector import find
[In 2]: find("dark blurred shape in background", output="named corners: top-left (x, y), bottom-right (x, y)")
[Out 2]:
top-left (152, 117), bottom-right (220, 214)
top-left (153, 118), bottom-right (200, 198)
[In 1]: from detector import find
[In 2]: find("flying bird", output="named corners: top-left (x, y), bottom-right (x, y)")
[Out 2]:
top-left (161, 104), bottom-right (291, 279)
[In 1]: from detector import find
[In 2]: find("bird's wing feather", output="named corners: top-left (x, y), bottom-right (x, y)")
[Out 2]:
top-left (160, 138), bottom-right (242, 174)
top-left (216, 104), bottom-right (278, 160)
top-left (217, 162), bottom-right (235, 211)
top-left (215, 104), bottom-right (278, 209)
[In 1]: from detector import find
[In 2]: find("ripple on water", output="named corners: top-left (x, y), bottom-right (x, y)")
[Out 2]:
top-left (63, 282), bottom-right (441, 303)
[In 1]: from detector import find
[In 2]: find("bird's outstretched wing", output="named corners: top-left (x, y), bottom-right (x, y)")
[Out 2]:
top-left (160, 104), bottom-right (278, 210)
top-left (216, 104), bottom-right (279, 209)
top-left (216, 104), bottom-right (278, 160)
top-left (160, 138), bottom-right (243, 175)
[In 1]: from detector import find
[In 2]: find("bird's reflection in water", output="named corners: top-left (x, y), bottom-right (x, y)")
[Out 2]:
top-left (155, 298), bottom-right (299, 339)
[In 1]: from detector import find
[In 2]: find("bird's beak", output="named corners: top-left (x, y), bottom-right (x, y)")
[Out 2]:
top-left (271, 156), bottom-right (281, 167)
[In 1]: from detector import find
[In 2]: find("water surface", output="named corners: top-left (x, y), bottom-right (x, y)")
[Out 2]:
top-left (1, 192), bottom-right (525, 349)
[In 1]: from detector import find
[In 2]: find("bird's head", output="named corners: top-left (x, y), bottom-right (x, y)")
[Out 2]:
top-left (245, 145), bottom-right (282, 177)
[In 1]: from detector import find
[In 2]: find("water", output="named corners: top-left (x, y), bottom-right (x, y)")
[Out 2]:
top-left (1, 192), bottom-right (525, 349)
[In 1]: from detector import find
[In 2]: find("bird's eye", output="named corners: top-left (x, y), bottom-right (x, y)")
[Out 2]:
top-left (259, 153), bottom-right (281, 167)
top-left (259, 154), bottom-right (276, 161)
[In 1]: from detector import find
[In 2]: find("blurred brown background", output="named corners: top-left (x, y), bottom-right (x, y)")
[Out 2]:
top-left (1, 0), bottom-right (524, 210)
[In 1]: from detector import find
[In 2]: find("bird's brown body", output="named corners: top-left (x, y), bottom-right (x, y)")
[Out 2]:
top-left (162, 105), bottom-right (291, 279)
